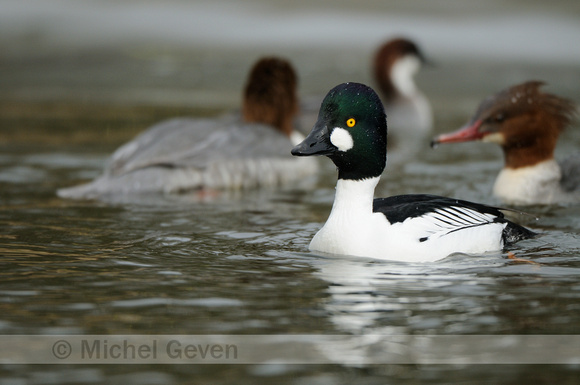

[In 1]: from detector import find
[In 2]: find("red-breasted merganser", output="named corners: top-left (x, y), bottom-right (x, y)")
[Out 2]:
top-left (432, 81), bottom-right (579, 206)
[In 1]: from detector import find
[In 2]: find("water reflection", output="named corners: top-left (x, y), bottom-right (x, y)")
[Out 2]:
top-left (307, 242), bottom-right (580, 365)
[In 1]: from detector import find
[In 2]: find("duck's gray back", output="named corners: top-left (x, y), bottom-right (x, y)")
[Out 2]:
top-left (109, 117), bottom-right (293, 175)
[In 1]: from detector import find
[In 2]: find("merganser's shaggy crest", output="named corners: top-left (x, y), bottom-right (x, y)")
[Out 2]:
top-left (373, 37), bottom-right (433, 134)
top-left (58, 57), bottom-right (316, 199)
top-left (292, 82), bottom-right (534, 262)
top-left (432, 81), bottom-right (579, 205)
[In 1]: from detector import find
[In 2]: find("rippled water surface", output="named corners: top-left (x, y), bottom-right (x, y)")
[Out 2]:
top-left (2, 1), bottom-right (580, 384)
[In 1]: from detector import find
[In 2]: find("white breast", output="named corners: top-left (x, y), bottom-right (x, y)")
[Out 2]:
top-left (493, 159), bottom-right (564, 205)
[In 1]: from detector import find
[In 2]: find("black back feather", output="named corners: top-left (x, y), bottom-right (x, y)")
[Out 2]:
top-left (373, 194), bottom-right (536, 245)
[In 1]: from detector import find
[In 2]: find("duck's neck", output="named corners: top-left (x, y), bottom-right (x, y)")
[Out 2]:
top-left (501, 118), bottom-right (559, 169)
top-left (330, 177), bottom-right (379, 217)
top-left (502, 139), bottom-right (557, 169)
top-left (242, 102), bottom-right (295, 138)
top-left (389, 56), bottom-right (419, 100)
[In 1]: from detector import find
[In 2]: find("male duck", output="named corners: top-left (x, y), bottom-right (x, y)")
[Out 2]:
top-left (58, 57), bottom-right (316, 199)
top-left (432, 81), bottom-right (579, 205)
top-left (292, 82), bottom-right (534, 262)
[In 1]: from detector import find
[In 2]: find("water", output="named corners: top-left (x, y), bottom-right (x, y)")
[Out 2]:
top-left (2, 0), bottom-right (580, 383)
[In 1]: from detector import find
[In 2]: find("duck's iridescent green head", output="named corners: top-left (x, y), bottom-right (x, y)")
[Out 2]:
top-left (291, 82), bottom-right (387, 180)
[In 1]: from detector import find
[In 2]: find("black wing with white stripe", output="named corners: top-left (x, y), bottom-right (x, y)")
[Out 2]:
top-left (373, 194), bottom-right (535, 244)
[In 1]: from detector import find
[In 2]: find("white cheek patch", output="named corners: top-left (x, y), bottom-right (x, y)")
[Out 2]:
top-left (330, 127), bottom-right (354, 152)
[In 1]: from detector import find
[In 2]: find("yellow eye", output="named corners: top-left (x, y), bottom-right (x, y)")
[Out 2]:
top-left (346, 118), bottom-right (356, 127)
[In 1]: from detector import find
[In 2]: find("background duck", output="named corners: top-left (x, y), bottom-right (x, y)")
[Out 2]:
top-left (58, 57), bottom-right (317, 199)
top-left (432, 81), bottom-right (579, 206)
top-left (373, 37), bottom-right (433, 137)
top-left (292, 82), bottom-right (534, 262)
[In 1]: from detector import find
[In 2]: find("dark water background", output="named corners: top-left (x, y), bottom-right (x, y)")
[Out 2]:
top-left (1, 0), bottom-right (580, 383)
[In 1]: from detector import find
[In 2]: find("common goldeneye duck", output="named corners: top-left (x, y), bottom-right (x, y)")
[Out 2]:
top-left (431, 81), bottom-right (579, 206)
top-left (373, 37), bottom-right (433, 135)
top-left (58, 57), bottom-right (316, 199)
top-left (291, 82), bottom-right (535, 262)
